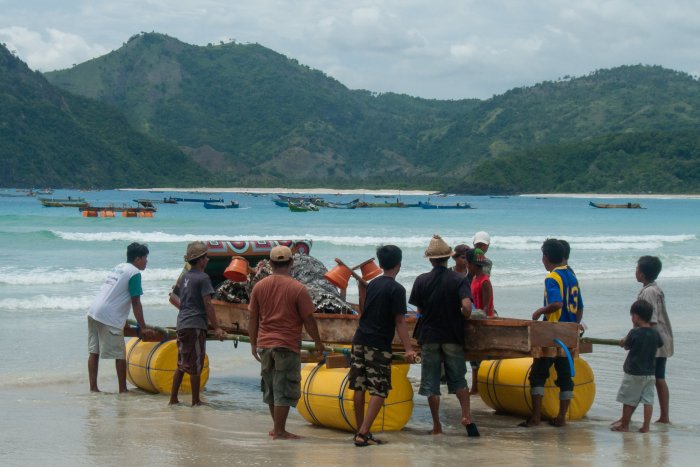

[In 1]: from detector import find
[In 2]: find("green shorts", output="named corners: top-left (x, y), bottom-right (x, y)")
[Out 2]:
top-left (87, 316), bottom-right (125, 360)
top-left (259, 348), bottom-right (301, 407)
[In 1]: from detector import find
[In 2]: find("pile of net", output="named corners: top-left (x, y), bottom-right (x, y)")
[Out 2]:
top-left (214, 253), bottom-right (355, 314)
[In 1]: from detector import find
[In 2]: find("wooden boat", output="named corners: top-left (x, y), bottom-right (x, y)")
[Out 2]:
top-left (203, 200), bottom-right (240, 209)
top-left (212, 300), bottom-right (585, 360)
top-left (39, 197), bottom-right (89, 207)
top-left (589, 201), bottom-right (643, 209)
top-left (418, 201), bottom-right (472, 209)
top-left (205, 239), bottom-right (312, 281)
top-left (357, 201), bottom-right (406, 208)
top-left (79, 205), bottom-right (156, 217)
top-left (324, 198), bottom-right (360, 209)
top-left (170, 196), bottom-right (224, 203)
top-left (289, 200), bottom-right (319, 212)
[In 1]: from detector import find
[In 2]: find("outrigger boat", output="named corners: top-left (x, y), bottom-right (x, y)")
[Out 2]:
top-left (418, 201), bottom-right (473, 209)
top-left (39, 197), bottom-right (90, 207)
top-left (159, 239), bottom-right (587, 361)
top-left (203, 200), bottom-right (240, 209)
top-left (589, 201), bottom-right (643, 209)
top-left (289, 200), bottom-right (319, 212)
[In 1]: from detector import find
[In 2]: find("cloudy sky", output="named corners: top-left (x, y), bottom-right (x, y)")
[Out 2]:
top-left (1, 0), bottom-right (699, 99)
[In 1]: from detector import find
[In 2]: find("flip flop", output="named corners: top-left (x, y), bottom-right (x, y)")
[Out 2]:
top-left (354, 433), bottom-right (382, 447)
top-left (465, 423), bottom-right (480, 437)
top-left (366, 433), bottom-right (384, 444)
top-left (548, 419), bottom-right (565, 427)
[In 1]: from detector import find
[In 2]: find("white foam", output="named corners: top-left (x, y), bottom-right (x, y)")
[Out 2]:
top-left (51, 230), bottom-right (696, 251)
top-left (0, 293), bottom-right (170, 312)
top-left (0, 267), bottom-right (184, 285)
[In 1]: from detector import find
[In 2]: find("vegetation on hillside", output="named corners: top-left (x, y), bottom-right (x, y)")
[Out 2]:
top-left (0, 43), bottom-right (211, 188)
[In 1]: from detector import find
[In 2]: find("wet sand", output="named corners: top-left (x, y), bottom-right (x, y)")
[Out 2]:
top-left (2, 358), bottom-right (696, 466)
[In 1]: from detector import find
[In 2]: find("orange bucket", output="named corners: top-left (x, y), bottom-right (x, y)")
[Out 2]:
top-left (358, 259), bottom-right (382, 282)
top-left (224, 256), bottom-right (250, 282)
top-left (324, 264), bottom-right (352, 289)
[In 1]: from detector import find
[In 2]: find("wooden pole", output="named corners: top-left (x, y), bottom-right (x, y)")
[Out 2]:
top-left (581, 337), bottom-right (622, 346)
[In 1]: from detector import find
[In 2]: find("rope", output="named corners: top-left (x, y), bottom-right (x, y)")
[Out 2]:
top-left (553, 338), bottom-right (575, 377)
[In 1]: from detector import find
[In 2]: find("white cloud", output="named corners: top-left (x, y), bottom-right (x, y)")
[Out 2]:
top-left (0, 26), bottom-right (108, 71)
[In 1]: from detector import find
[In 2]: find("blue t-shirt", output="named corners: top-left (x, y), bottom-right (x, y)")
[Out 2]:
top-left (542, 266), bottom-right (582, 323)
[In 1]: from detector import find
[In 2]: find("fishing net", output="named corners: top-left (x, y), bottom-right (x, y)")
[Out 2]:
top-left (214, 253), bottom-right (355, 314)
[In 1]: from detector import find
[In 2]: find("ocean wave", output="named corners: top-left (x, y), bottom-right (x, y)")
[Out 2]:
top-left (0, 293), bottom-right (170, 312)
top-left (49, 230), bottom-right (696, 251)
top-left (0, 267), bottom-right (184, 285)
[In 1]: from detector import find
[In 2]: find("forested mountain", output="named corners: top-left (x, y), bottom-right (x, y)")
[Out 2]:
top-left (9, 32), bottom-right (700, 192)
top-left (0, 42), bottom-right (210, 188)
top-left (45, 33), bottom-right (474, 189)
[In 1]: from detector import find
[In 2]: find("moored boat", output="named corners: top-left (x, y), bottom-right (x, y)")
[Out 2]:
top-left (39, 197), bottom-right (89, 207)
top-left (203, 200), bottom-right (240, 209)
top-left (589, 201), bottom-right (643, 209)
top-left (289, 200), bottom-right (319, 212)
top-left (418, 201), bottom-right (472, 209)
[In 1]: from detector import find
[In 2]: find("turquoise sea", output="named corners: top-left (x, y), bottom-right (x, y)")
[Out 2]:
top-left (1, 188), bottom-right (698, 465)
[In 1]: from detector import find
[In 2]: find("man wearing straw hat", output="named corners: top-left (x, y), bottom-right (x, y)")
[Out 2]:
top-left (249, 246), bottom-right (325, 440)
top-left (409, 235), bottom-right (479, 437)
top-left (169, 241), bottom-right (226, 406)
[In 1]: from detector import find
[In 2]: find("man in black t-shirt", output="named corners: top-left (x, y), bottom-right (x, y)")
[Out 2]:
top-left (409, 235), bottom-right (479, 437)
top-left (348, 245), bottom-right (417, 447)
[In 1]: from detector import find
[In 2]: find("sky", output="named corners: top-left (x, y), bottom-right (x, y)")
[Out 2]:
top-left (1, 0), bottom-right (699, 100)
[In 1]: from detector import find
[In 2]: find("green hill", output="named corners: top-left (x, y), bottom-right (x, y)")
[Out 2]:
top-left (0, 42), bottom-right (210, 188)
top-left (22, 33), bottom-right (700, 192)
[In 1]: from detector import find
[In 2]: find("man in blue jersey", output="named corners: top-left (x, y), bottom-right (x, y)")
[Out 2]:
top-left (520, 238), bottom-right (583, 427)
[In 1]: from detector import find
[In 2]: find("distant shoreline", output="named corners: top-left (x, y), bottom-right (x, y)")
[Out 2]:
top-left (121, 188), bottom-right (700, 199)
top-left (521, 193), bottom-right (700, 200)
top-left (122, 187), bottom-right (437, 196)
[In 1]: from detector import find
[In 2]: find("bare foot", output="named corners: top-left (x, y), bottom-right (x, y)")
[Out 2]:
top-left (168, 398), bottom-right (180, 405)
top-left (272, 431), bottom-right (302, 440)
top-left (549, 418), bottom-right (566, 427)
top-left (191, 400), bottom-right (202, 407)
top-left (611, 424), bottom-right (629, 432)
top-left (654, 418), bottom-right (671, 424)
top-left (119, 388), bottom-right (129, 394)
top-left (268, 430), bottom-right (274, 436)
top-left (610, 418), bottom-right (623, 427)
top-left (430, 425), bottom-right (443, 435)
top-left (518, 418), bottom-right (540, 427)
top-left (639, 426), bottom-right (649, 433)
top-left (90, 388), bottom-right (101, 393)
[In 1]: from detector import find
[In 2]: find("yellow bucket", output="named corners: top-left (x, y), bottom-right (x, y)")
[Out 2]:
top-left (477, 357), bottom-right (595, 420)
top-left (297, 362), bottom-right (413, 432)
top-left (125, 337), bottom-right (209, 394)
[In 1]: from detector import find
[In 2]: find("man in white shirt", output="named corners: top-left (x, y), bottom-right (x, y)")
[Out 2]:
top-left (87, 242), bottom-right (153, 393)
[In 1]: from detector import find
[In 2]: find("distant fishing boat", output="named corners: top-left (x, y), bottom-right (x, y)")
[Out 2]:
top-left (203, 201), bottom-right (240, 209)
top-left (79, 205), bottom-right (156, 218)
top-left (324, 198), bottom-right (360, 209)
top-left (418, 201), bottom-right (473, 209)
top-left (170, 196), bottom-right (224, 203)
top-left (589, 201), bottom-right (643, 209)
top-left (39, 197), bottom-right (89, 207)
top-left (289, 200), bottom-right (319, 212)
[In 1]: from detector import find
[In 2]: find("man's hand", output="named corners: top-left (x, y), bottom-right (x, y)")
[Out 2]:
top-left (140, 327), bottom-right (156, 340)
top-left (404, 350), bottom-right (418, 364)
top-left (212, 327), bottom-right (226, 341)
top-left (314, 341), bottom-right (325, 354)
top-left (532, 308), bottom-right (544, 320)
top-left (251, 345), bottom-right (261, 362)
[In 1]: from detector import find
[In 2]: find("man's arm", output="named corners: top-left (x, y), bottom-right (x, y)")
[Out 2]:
top-left (532, 301), bottom-right (562, 320)
top-left (203, 295), bottom-right (225, 340)
top-left (248, 303), bottom-right (261, 362)
top-left (461, 297), bottom-right (473, 319)
top-left (302, 314), bottom-right (325, 354)
top-left (481, 281), bottom-right (493, 316)
top-left (394, 314), bottom-right (417, 363)
top-left (131, 296), bottom-right (154, 339)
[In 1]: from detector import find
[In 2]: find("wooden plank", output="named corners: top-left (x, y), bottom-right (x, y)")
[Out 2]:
top-left (464, 319), bottom-right (531, 353)
top-left (529, 320), bottom-right (579, 348)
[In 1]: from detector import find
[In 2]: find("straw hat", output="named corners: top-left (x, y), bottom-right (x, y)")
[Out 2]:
top-left (184, 241), bottom-right (208, 261)
top-left (424, 234), bottom-right (453, 259)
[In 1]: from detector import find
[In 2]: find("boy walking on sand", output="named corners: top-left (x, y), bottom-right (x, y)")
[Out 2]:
top-left (349, 245), bottom-right (417, 447)
top-left (636, 255), bottom-right (673, 423)
top-left (611, 300), bottom-right (663, 433)
top-left (170, 241), bottom-right (225, 406)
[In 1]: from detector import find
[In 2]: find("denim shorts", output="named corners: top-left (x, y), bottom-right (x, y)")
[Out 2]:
top-left (419, 342), bottom-right (467, 396)
top-left (259, 348), bottom-right (301, 407)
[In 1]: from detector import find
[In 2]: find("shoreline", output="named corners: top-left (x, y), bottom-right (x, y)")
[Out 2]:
top-left (122, 187), bottom-right (437, 196)
top-left (121, 187), bottom-right (700, 199)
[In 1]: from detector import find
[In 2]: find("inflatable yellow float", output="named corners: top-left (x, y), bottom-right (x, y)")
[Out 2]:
top-left (125, 337), bottom-right (209, 394)
top-left (297, 362), bottom-right (413, 432)
top-left (477, 357), bottom-right (595, 420)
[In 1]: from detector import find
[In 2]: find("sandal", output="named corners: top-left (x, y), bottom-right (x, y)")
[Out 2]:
top-left (353, 432), bottom-right (383, 447)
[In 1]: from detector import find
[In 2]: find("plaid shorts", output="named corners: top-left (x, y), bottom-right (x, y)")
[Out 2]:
top-left (348, 344), bottom-right (393, 398)
top-left (176, 328), bottom-right (207, 375)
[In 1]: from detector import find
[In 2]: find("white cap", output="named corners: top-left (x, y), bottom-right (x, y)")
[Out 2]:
top-left (473, 231), bottom-right (491, 246)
